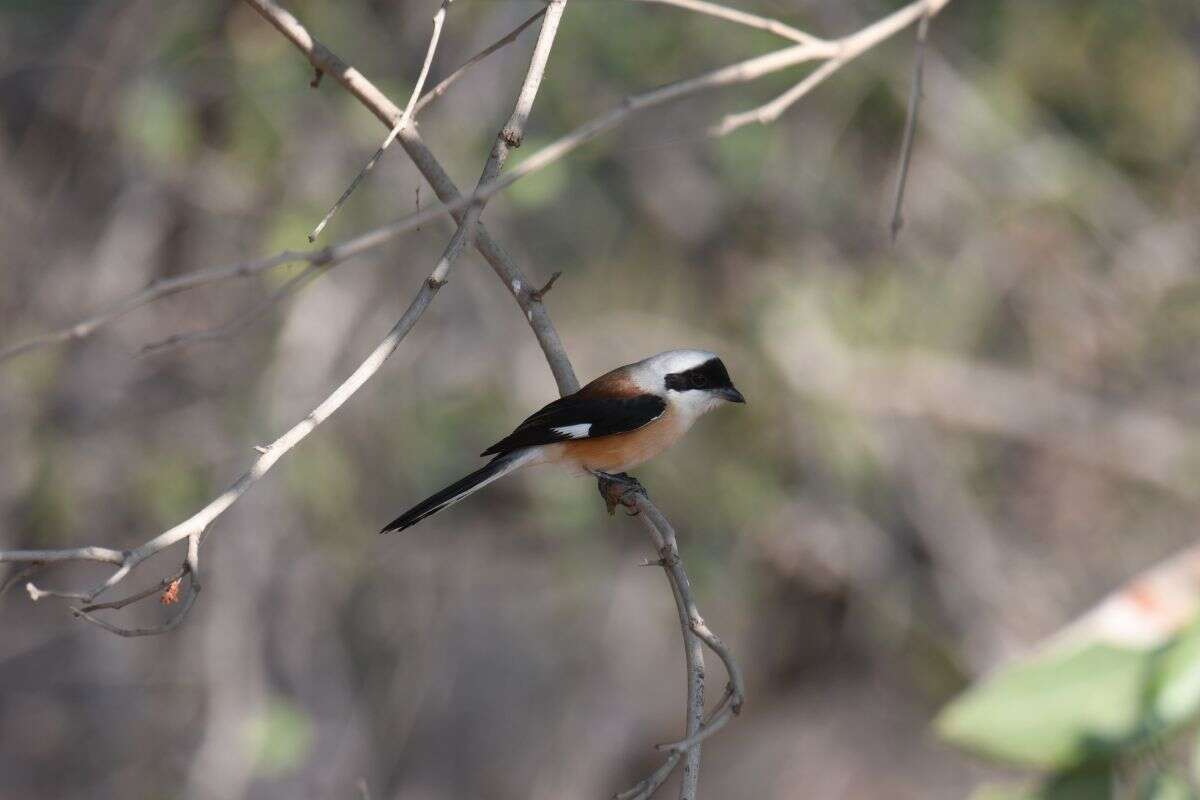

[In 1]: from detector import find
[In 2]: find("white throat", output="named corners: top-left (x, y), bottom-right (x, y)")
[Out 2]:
top-left (667, 389), bottom-right (723, 426)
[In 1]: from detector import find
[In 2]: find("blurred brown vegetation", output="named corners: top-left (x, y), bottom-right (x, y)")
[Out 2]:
top-left (2, 0), bottom-right (1200, 798)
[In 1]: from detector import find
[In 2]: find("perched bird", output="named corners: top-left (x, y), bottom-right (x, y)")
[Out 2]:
top-left (381, 349), bottom-right (745, 533)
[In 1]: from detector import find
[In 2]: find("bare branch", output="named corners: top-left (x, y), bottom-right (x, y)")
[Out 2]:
top-left (529, 270), bottom-right (561, 301)
top-left (3, 263), bottom-right (450, 626)
top-left (77, 566), bottom-right (188, 613)
top-left (3, 0), bottom-right (948, 373)
top-left (71, 573), bottom-right (200, 638)
top-left (308, 0), bottom-right (453, 242)
top-left (890, 11), bottom-right (930, 242)
top-left (244, 0), bottom-right (583, 394)
top-left (594, 480), bottom-right (745, 800)
top-left (1, 545), bottom-right (127, 565)
top-left (0, 248), bottom-right (322, 364)
top-left (412, 7), bottom-right (548, 117)
top-left (0, 0), bottom-right (571, 634)
top-left (138, 263), bottom-right (323, 356)
top-left (708, 55), bottom-right (845, 137)
top-left (632, 0), bottom-right (819, 45)
top-left (709, 0), bottom-right (944, 136)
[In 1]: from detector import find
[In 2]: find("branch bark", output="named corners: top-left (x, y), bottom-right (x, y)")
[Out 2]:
top-left (308, 0), bottom-right (452, 242)
top-left (0, 0), bottom-right (569, 636)
top-left (1, 0), bottom-right (950, 373)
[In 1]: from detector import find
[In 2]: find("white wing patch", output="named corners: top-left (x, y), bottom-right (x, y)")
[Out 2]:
top-left (552, 423), bottom-right (592, 439)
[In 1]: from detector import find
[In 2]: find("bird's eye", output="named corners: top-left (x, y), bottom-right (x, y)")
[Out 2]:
top-left (690, 373), bottom-right (708, 389)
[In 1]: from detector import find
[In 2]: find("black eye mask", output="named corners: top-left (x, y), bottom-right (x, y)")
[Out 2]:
top-left (665, 358), bottom-right (733, 392)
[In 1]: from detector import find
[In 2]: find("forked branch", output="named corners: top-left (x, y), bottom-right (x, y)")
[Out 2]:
top-left (1, 0), bottom-right (949, 369)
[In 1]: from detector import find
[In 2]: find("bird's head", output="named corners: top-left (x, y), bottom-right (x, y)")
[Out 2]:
top-left (637, 349), bottom-right (745, 418)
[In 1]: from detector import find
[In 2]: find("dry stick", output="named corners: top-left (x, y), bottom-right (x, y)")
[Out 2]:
top-left (248, 5), bottom-right (723, 795)
top-left (41, 7), bottom-right (538, 363)
top-left (633, 0), bottom-right (818, 45)
top-left (71, 578), bottom-right (200, 638)
top-left (138, 262), bottom-right (324, 356)
top-left (658, 523), bottom-right (706, 799)
top-left (308, 0), bottom-right (452, 243)
top-left (708, 54), bottom-right (845, 136)
top-left (591, 477), bottom-right (710, 800)
top-left (889, 11), bottom-right (929, 242)
top-left (0, 247), bottom-right (321, 363)
top-left (77, 565), bottom-right (188, 613)
top-left (0, 3), bottom-right (542, 367)
top-left (6, 273), bottom-right (446, 613)
top-left (0, 0), bottom-right (567, 631)
top-left (241, 0), bottom-right (581, 392)
top-left (412, 6), bottom-right (547, 117)
top-left (398, 0), bottom-right (568, 379)
top-left (268, 0), bottom-right (954, 272)
top-left (709, 0), bottom-right (945, 136)
top-left (0, 0), bottom-right (947, 630)
top-left (2, 0), bottom-right (948, 371)
top-left (3, 0), bottom-right (943, 781)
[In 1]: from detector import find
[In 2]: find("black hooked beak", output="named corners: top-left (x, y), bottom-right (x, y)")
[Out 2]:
top-left (718, 386), bottom-right (746, 404)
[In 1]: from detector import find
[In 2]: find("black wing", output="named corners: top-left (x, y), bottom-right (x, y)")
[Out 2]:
top-left (481, 393), bottom-right (666, 457)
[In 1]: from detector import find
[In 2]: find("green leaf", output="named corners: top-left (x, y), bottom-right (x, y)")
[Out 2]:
top-left (937, 619), bottom-right (1200, 769)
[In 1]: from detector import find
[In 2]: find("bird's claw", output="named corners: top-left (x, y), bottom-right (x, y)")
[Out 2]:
top-left (596, 472), bottom-right (646, 515)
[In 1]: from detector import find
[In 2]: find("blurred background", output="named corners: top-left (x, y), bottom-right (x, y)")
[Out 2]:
top-left (3, 0), bottom-right (1200, 798)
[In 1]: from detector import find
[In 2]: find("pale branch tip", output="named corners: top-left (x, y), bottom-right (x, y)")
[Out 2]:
top-left (411, 6), bottom-right (548, 118)
top-left (307, 0), bottom-right (453, 244)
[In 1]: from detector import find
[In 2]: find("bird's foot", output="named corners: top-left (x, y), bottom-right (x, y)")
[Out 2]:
top-left (595, 472), bottom-right (645, 516)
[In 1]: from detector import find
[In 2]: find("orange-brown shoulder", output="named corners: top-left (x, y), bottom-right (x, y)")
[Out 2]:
top-left (577, 366), bottom-right (642, 399)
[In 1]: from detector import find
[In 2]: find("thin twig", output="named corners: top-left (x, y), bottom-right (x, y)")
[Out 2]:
top-left (0, 0), bottom-right (569, 635)
top-left (308, 0), bottom-right (453, 243)
top-left (4, 0), bottom-right (949, 370)
top-left (529, 270), bottom-right (561, 301)
top-left (1, 545), bottom-right (127, 565)
top-left (225, 4), bottom-right (928, 788)
top-left (0, 248), bottom-right (323, 364)
top-left (77, 566), bottom-right (188, 613)
top-left (708, 55), bottom-right (845, 137)
top-left (138, 263), bottom-right (324, 356)
top-left (71, 574), bottom-right (200, 637)
top-left (632, 0), bottom-right (819, 45)
top-left (242, 0), bottom-right (582, 393)
top-left (412, 6), bottom-right (547, 117)
top-left (4, 265), bottom-right (450, 620)
top-left (889, 10), bottom-right (930, 242)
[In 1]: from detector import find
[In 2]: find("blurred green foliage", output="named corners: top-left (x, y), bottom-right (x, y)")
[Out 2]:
top-left (941, 621), bottom-right (1200, 796)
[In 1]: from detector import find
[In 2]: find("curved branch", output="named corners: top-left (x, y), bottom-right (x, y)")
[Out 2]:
top-left (412, 7), bottom-right (548, 117)
top-left (308, 0), bottom-right (453, 242)
top-left (0, 0), bottom-right (568, 637)
top-left (632, 0), bottom-right (819, 45)
top-left (2, 0), bottom-right (950, 371)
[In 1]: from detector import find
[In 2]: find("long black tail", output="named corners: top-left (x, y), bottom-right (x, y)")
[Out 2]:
top-left (380, 450), bottom-right (533, 533)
